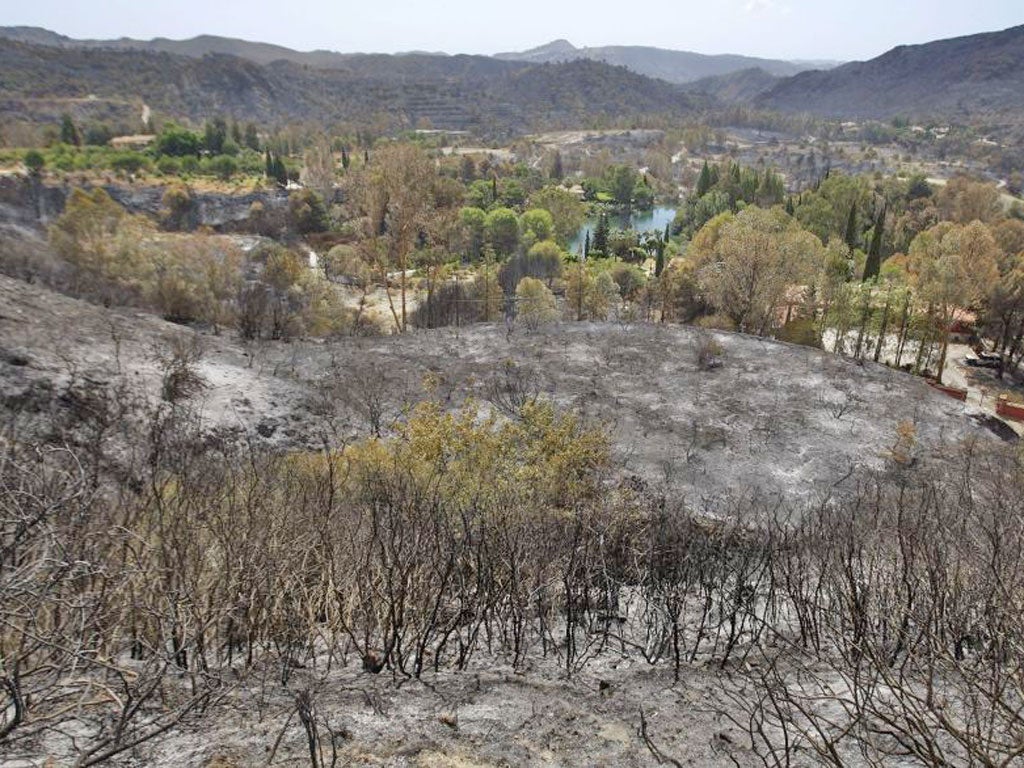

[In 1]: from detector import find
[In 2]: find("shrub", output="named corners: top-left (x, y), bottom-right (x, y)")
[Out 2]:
top-left (695, 313), bottom-right (737, 332)
top-left (695, 329), bottom-right (724, 370)
top-left (515, 277), bottom-right (558, 330)
top-left (777, 317), bottom-right (822, 348)
top-left (23, 150), bottom-right (44, 174)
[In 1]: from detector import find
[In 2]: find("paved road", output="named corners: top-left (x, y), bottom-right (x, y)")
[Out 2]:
top-left (944, 343), bottom-right (1024, 436)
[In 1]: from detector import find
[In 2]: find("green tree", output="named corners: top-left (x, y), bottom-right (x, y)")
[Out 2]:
top-left (525, 240), bottom-right (565, 286)
top-left (592, 213), bottom-right (610, 257)
top-left (161, 184), bottom-right (195, 231)
top-left (458, 207), bottom-right (487, 260)
top-left (203, 117), bottom-right (228, 154)
top-left (156, 124), bottom-right (202, 157)
top-left (23, 150), bottom-right (44, 175)
top-left (243, 123), bottom-right (260, 151)
top-left (485, 207), bottom-right (520, 257)
top-left (205, 155), bottom-right (238, 181)
top-left (844, 204), bottom-right (859, 251)
top-left (696, 161), bottom-right (713, 197)
top-left (358, 143), bottom-right (444, 331)
top-left (909, 221), bottom-right (999, 382)
top-left (287, 189), bottom-right (328, 234)
top-left (698, 206), bottom-right (822, 334)
top-left (516, 277), bottom-right (558, 330)
top-left (529, 186), bottom-right (585, 247)
top-left (862, 203), bottom-right (887, 282)
top-left (551, 151), bottom-right (564, 180)
top-left (520, 208), bottom-right (554, 245)
top-left (606, 165), bottom-right (638, 207)
top-left (59, 113), bottom-right (80, 146)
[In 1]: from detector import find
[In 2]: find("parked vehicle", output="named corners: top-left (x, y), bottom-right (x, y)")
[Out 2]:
top-left (965, 355), bottom-right (1001, 369)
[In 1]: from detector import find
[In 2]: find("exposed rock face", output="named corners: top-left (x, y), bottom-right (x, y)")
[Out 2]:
top-left (0, 174), bottom-right (289, 231)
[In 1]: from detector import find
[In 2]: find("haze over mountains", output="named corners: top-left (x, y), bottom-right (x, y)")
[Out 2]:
top-left (494, 39), bottom-right (831, 83)
top-left (0, 27), bottom-right (832, 84)
top-left (0, 23), bottom-right (1022, 133)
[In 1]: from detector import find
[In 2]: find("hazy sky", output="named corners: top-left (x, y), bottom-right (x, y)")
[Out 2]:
top-left (1, 0), bottom-right (1021, 61)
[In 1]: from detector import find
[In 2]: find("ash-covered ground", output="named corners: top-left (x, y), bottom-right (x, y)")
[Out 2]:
top-left (1, 272), bottom-right (1017, 767)
top-left (0, 273), bottom-right (1004, 509)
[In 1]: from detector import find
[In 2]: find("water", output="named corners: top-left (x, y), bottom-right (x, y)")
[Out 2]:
top-left (568, 206), bottom-right (676, 255)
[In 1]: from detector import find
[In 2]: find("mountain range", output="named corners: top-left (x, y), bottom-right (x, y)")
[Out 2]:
top-left (493, 39), bottom-right (827, 82)
top-left (0, 24), bottom-right (1022, 134)
top-left (756, 24), bottom-right (1024, 120)
top-left (0, 36), bottom-right (707, 136)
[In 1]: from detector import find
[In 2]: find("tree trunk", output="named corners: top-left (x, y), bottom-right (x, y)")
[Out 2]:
top-left (895, 291), bottom-right (912, 368)
top-left (873, 289), bottom-right (892, 363)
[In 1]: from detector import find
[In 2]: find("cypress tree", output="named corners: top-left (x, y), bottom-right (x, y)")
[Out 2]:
top-left (593, 213), bottom-right (609, 257)
top-left (696, 161), bottom-right (713, 197)
top-left (265, 150), bottom-right (273, 179)
top-left (59, 113), bottom-right (79, 146)
top-left (583, 230), bottom-right (590, 259)
top-left (244, 123), bottom-right (260, 151)
top-left (551, 151), bottom-right (564, 180)
top-left (491, 176), bottom-right (498, 203)
top-left (862, 202), bottom-right (887, 282)
top-left (654, 235), bottom-right (666, 278)
top-left (844, 204), bottom-right (859, 251)
top-left (341, 146), bottom-right (350, 170)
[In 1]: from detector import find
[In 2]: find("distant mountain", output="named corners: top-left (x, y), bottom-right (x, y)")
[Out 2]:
top-left (0, 38), bottom-right (707, 136)
top-left (0, 26), bottom-right (365, 68)
top-left (495, 39), bottom-right (815, 83)
top-left (0, 27), bottom-right (835, 85)
top-left (680, 68), bottom-right (781, 104)
top-left (758, 25), bottom-right (1024, 120)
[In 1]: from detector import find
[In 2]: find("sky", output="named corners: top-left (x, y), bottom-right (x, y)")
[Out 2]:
top-left (0, 0), bottom-right (1021, 62)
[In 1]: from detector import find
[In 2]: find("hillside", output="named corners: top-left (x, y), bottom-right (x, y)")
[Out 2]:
top-left (0, 25), bottom-right (366, 68)
top-left (0, 39), bottom-right (706, 135)
top-left (0, 261), bottom-right (1000, 505)
top-left (680, 67), bottom-right (781, 104)
top-left (0, 27), bottom-right (838, 85)
top-left (758, 24), bottom-right (1024, 120)
top-left (496, 39), bottom-right (810, 83)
